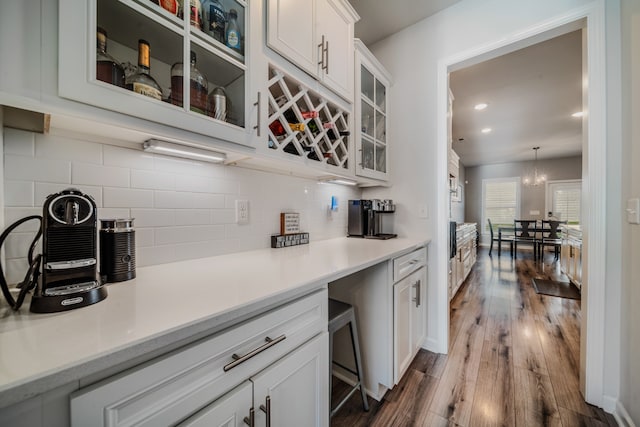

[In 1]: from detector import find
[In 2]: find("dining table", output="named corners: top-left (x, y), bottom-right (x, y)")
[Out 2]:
top-left (497, 221), bottom-right (557, 258)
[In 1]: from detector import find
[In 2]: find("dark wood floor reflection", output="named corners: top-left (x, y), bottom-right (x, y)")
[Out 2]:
top-left (331, 248), bottom-right (617, 427)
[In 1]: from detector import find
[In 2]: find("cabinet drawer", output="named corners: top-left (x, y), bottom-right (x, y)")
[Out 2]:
top-left (393, 247), bottom-right (427, 282)
top-left (70, 290), bottom-right (327, 427)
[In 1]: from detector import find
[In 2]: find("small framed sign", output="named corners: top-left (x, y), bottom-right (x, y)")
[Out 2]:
top-left (280, 213), bottom-right (300, 235)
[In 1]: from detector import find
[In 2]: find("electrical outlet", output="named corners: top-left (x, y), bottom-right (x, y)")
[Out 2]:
top-left (236, 200), bottom-right (249, 224)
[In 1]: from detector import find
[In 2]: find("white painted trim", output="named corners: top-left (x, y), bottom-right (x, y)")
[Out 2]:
top-left (614, 400), bottom-right (637, 427)
top-left (436, 0), bottom-right (608, 407)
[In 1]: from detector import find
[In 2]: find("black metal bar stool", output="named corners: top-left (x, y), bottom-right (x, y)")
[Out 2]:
top-left (328, 298), bottom-right (369, 417)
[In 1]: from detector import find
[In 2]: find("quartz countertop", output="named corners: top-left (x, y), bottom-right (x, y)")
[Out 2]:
top-left (0, 236), bottom-right (429, 408)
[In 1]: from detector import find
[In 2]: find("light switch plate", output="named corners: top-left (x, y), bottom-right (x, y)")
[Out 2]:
top-left (530, 210), bottom-right (540, 216)
top-left (236, 200), bottom-right (249, 224)
top-left (627, 198), bottom-right (640, 224)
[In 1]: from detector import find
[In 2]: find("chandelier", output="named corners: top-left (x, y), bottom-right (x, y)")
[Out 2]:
top-left (523, 147), bottom-right (546, 186)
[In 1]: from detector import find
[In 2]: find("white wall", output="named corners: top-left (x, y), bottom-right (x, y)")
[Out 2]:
top-left (620, 0), bottom-right (640, 423)
top-left (363, 0), bottom-right (625, 414)
top-left (1, 128), bottom-right (360, 285)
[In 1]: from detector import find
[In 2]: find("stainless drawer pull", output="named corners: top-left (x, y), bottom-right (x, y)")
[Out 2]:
top-left (412, 280), bottom-right (421, 308)
top-left (224, 335), bottom-right (286, 371)
top-left (243, 407), bottom-right (255, 426)
top-left (260, 396), bottom-right (271, 427)
top-left (253, 92), bottom-right (261, 137)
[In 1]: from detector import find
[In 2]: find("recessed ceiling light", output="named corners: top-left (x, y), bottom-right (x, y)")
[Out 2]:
top-left (474, 103), bottom-right (488, 110)
top-left (481, 128), bottom-right (492, 134)
top-left (572, 111), bottom-right (584, 118)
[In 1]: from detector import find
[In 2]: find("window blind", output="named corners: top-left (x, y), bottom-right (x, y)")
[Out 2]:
top-left (552, 188), bottom-right (581, 224)
top-left (483, 178), bottom-right (519, 232)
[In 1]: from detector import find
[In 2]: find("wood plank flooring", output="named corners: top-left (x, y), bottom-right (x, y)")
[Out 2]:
top-left (331, 248), bottom-right (617, 427)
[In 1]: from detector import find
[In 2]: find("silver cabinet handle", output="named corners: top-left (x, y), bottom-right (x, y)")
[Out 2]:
top-left (223, 335), bottom-right (286, 372)
top-left (260, 396), bottom-right (271, 427)
top-left (318, 35), bottom-right (326, 69)
top-left (243, 407), bottom-right (255, 426)
top-left (253, 92), bottom-right (261, 137)
top-left (325, 40), bottom-right (329, 74)
top-left (412, 280), bottom-right (421, 307)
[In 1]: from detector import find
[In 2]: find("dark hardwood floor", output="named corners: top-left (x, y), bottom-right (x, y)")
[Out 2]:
top-left (331, 248), bottom-right (617, 427)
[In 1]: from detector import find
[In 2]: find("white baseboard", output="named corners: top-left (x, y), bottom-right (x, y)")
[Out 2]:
top-left (614, 400), bottom-right (636, 427)
top-left (422, 337), bottom-right (444, 354)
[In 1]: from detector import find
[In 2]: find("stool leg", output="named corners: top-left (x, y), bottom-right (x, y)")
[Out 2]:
top-left (329, 328), bottom-right (333, 412)
top-left (349, 322), bottom-right (369, 411)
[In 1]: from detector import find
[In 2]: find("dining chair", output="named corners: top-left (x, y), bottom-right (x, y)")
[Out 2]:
top-left (513, 219), bottom-right (539, 260)
top-left (538, 220), bottom-right (567, 260)
top-left (488, 218), bottom-right (513, 257)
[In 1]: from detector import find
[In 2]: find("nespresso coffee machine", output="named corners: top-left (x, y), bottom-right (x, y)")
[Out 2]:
top-left (347, 199), bottom-right (397, 239)
top-left (32, 189), bottom-right (108, 312)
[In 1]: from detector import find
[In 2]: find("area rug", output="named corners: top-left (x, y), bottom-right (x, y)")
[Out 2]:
top-left (532, 278), bottom-right (581, 300)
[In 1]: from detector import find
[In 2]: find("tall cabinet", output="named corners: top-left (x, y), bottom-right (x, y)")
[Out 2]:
top-left (354, 39), bottom-right (391, 181)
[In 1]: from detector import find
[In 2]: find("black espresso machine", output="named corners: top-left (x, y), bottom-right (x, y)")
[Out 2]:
top-left (0, 188), bottom-right (107, 313)
top-left (347, 199), bottom-right (397, 239)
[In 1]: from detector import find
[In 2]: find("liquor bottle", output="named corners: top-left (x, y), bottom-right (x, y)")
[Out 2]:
top-left (186, 0), bottom-right (203, 30)
top-left (289, 123), bottom-right (305, 132)
top-left (157, 0), bottom-right (179, 15)
top-left (170, 51), bottom-right (208, 114)
top-left (300, 111), bottom-right (318, 119)
top-left (96, 28), bottom-right (125, 88)
top-left (225, 9), bottom-right (242, 53)
top-left (201, 0), bottom-right (226, 43)
top-left (126, 40), bottom-right (162, 100)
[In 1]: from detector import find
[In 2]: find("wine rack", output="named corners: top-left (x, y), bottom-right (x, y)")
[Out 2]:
top-left (266, 66), bottom-right (350, 170)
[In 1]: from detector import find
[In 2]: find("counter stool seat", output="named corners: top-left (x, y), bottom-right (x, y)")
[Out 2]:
top-left (328, 298), bottom-right (369, 417)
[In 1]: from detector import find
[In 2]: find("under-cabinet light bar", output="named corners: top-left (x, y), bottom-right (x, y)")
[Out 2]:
top-left (320, 177), bottom-right (358, 186)
top-left (143, 139), bottom-right (226, 163)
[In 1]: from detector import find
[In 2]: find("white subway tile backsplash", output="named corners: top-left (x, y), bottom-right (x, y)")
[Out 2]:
top-left (3, 128), bottom-right (34, 156)
top-left (130, 208), bottom-right (175, 227)
top-left (34, 183), bottom-right (103, 207)
top-left (175, 209), bottom-right (211, 226)
top-left (212, 209), bottom-right (235, 225)
top-left (5, 208), bottom-right (42, 232)
top-left (97, 208), bottom-right (131, 220)
top-left (155, 225), bottom-right (225, 245)
top-left (104, 187), bottom-right (153, 208)
top-left (6, 258), bottom-right (29, 285)
top-left (104, 145), bottom-right (155, 170)
top-left (73, 163), bottom-right (129, 187)
top-left (131, 169), bottom-right (175, 191)
top-left (3, 130), bottom-right (361, 278)
top-left (4, 180), bottom-right (34, 207)
top-left (154, 155), bottom-right (225, 178)
top-left (5, 155), bottom-right (70, 183)
top-left (35, 134), bottom-right (102, 164)
top-left (135, 228), bottom-right (155, 247)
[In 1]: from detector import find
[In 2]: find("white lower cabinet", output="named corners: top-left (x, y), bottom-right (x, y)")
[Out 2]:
top-left (180, 333), bottom-right (328, 427)
top-left (178, 381), bottom-right (253, 427)
top-left (393, 266), bottom-right (426, 382)
top-left (70, 290), bottom-right (328, 427)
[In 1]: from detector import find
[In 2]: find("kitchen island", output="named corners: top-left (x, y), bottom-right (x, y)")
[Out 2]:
top-left (0, 236), bottom-right (429, 424)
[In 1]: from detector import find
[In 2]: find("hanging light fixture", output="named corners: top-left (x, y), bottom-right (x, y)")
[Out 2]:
top-left (523, 147), bottom-right (546, 186)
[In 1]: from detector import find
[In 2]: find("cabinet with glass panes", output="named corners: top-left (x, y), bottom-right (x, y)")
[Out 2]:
top-left (59, 0), bottom-right (256, 148)
top-left (354, 39), bottom-right (392, 181)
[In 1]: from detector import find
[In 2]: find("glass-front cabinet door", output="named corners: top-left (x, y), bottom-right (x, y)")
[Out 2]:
top-left (59, 0), bottom-right (255, 148)
top-left (355, 40), bottom-right (391, 181)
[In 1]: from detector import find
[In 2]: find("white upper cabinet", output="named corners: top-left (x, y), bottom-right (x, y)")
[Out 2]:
top-left (266, 0), bottom-right (359, 100)
top-left (354, 40), bottom-right (392, 181)
top-left (58, 0), bottom-right (257, 148)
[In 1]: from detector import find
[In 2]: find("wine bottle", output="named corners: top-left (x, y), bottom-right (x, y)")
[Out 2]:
top-left (126, 40), bottom-right (162, 100)
top-left (96, 27), bottom-right (125, 88)
top-left (300, 111), bottom-right (318, 119)
top-left (289, 123), bottom-right (305, 132)
top-left (269, 120), bottom-right (285, 136)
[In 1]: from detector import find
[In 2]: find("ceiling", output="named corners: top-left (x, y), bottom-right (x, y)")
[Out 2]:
top-left (347, 1), bottom-right (584, 168)
top-left (349, 0), bottom-right (462, 46)
top-left (450, 30), bottom-right (584, 167)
